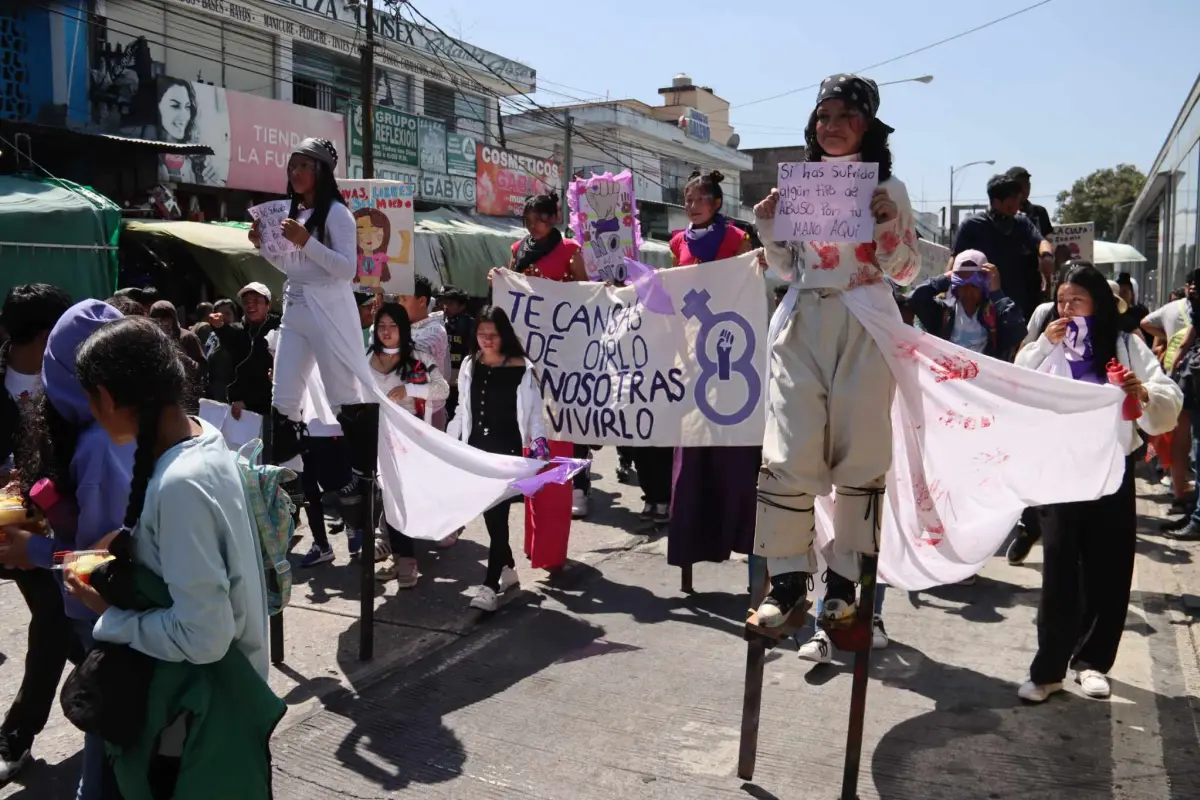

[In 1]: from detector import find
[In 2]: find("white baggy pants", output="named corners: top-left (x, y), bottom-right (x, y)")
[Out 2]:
top-left (755, 289), bottom-right (893, 575)
top-left (273, 292), bottom-right (364, 421)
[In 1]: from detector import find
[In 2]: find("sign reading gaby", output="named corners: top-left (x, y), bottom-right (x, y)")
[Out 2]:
top-left (774, 161), bottom-right (879, 243)
top-left (568, 170), bottom-right (640, 282)
top-left (339, 179), bottom-right (416, 294)
top-left (495, 252), bottom-right (768, 447)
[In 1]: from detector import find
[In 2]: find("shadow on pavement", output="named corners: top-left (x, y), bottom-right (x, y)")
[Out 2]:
top-left (272, 604), bottom-right (605, 796)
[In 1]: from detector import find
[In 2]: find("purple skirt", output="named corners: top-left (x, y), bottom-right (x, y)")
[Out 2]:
top-left (667, 445), bottom-right (760, 567)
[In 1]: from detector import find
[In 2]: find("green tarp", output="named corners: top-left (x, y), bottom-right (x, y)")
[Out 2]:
top-left (0, 175), bottom-right (121, 303)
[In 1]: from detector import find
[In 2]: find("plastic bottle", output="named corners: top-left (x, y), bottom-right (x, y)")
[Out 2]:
top-left (1106, 359), bottom-right (1143, 421)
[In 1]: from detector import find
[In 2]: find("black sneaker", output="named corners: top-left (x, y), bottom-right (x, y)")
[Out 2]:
top-left (1007, 529), bottom-right (1038, 565)
top-left (1161, 515), bottom-right (1192, 533)
top-left (1169, 496), bottom-right (1196, 516)
top-left (820, 568), bottom-right (858, 625)
top-left (0, 732), bottom-right (32, 783)
top-left (755, 571), bottom-right (810, 629)
top-left (1165, 523), bottom-right (1200, 541)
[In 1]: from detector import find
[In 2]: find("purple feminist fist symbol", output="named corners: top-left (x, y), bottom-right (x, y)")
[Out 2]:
top-left (681, 288), bottom-right (760, 426)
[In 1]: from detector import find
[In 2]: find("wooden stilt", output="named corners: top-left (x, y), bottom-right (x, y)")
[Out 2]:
top-left (828, 554), bottom-right (879, 800)
top-left (680, 563), bottom-right (693, 593)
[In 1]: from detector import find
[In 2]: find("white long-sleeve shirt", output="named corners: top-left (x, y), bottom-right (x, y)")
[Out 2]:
top-left (370, 348), bottom-right (449, 426)
top-left (1015, 330), bottom-right (1182, 454)
top-left (760, 155), bottom-right (920, 292)
top-left (283, 202), bottom-right (357, 304)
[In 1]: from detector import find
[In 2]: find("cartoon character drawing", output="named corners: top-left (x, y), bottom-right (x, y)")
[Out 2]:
top-left (353, 207), bottom-right (412, 288)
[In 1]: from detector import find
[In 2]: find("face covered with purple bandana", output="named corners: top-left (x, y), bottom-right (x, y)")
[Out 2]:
top-left (949, 249), bottom-right (995, 316)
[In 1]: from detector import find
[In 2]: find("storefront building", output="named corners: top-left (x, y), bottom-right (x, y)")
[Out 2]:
top-left (1, 0), bottom-right (530, 219)
top-left (1120, 74), bottom-right (1200, 307)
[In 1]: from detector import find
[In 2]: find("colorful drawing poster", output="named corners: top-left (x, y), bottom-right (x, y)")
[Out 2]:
top-left (338, 179), bottom-right (416, 295)
top-left (568, 170), bottom-right (641, 282)
top-left (1048, 222), bottom-right (1095, 263)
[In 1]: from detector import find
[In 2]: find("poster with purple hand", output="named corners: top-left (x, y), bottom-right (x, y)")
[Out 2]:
top-left (568, 170), bottom-right (641, 282)
top-left (494, 252), bottom-right (766, 447)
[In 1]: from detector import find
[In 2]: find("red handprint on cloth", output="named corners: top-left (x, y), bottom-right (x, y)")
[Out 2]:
top-left (879, 229), bottom-right (901, 254)
top-left (848, 263), bottom-right (882, 289)
top-left (815, 244), bottom-right (840, 270)
top-left (855, 242), bottom-right (878, 265)
top-left (913, 477), bottom-right (955, 546)
top-left (929, 354), bottom-right (980, 383)
top-left (938, 407), bottom-right (995, 430)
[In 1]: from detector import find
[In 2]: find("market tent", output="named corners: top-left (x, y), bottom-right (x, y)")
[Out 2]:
top-left (1093, 240), bottom-right (1146, 265)
top-left (123, 213), bottom-right (676, 302)
top-left (0, 175), bottom-right (121, 303)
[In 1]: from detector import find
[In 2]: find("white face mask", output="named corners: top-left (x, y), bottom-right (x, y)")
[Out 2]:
top-left (381, 346), bottom-right (400, 355)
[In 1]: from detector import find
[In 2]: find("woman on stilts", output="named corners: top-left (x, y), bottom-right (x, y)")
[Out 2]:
top-left (752, 75), bottom-right (920, 629)
top-left (248, 137), bottom-right (373, 545)
top-left (666, 170), bottom-right (756, 588)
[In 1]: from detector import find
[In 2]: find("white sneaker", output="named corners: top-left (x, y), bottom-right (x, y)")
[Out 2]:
top-left (571, 489), bottom-right (590, 518)
top-left (872, 616), bottom-right (889, 649)
top-left (470, 585), bottom-right (499, 612)
top-left (1018, 680), bottom-right (1063, 703)
top-left (498, 566), bottom-right (520, 594)
top-left (797, 630), bottom-right (832, 663)
top-left (1076, 669), bottom-right (1111, 698)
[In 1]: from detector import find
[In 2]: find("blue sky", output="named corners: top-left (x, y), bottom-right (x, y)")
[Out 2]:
top-left (419, 0), bottom-right (1199, 221)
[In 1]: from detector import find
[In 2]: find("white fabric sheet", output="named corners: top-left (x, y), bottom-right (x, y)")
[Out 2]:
top-left (280, 282), bottom-right (547, 541)
top-left (770, 281), bottom-right (1127, 591)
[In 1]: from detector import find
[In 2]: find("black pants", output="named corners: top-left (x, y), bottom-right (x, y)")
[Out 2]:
top-left (0, 567), bottom-right (78, 749)
top-left (1030, 456), bottom-right (1137, 684)
top-left (301, 437), bottom-right (352, 551)
top-left (573, 444), bottom-right (591, 493)
top-left (483, 501), bottom-right (515, 590)
top-left (631, 446), bottom-right (673, 505)
top-left (384, 518), bottom-right (415, 558)
top-left (617, 447), bottom-right (635, 469)
top-left (1020, 506), bottom-right (1043, 544)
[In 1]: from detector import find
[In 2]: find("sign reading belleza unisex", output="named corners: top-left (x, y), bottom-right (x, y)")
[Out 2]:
top-left (495, 252), bottom-right (768, 447)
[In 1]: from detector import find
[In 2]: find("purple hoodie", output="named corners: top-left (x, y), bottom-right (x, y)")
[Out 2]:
top-left (28, 300), bottom-right (135, 620)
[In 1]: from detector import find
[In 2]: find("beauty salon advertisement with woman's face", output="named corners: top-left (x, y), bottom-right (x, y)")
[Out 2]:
top-left (155, 76), bottom-right (345, 193)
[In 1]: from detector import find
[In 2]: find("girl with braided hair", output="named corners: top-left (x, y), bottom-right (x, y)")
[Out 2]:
top-left (64, 316), bottom-right (275, 797)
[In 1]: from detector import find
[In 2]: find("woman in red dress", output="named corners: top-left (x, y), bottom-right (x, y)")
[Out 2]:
top-left (495, 192), bottom-right (587, 573)
top-left (667, 170), bottom-right (757, 590)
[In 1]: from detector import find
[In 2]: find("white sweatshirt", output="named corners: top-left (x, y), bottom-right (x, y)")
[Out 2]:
top-left (1015, 330), bottom-right (1183, 454)
top-left (284, 202), bottom-right (357, 304)
top-left (760, 155), bottom-right (920, 292)
top-left (447, 357), bottom-right (547, 448)
top-left (370, 348), bottom-right (449, 426)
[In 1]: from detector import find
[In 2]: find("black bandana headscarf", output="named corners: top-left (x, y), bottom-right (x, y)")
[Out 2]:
top-left (804, 74), bottom-right (895, 175)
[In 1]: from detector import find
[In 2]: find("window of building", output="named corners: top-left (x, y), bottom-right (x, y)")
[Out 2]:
top-left (455, 90), bottom-right (489, 140)
top-left (376, 70), bottom-right (412, 111)
top-left (423, 81), bottom-right (456, 130)
top-left (1170, 141), bottom-right (1198, 291)
top-left (292, 43), bottom-right (358, 114)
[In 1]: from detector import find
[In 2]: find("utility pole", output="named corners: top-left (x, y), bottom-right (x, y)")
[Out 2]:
top-left (562, 110), bottom-right (572, 228)
top-left (359, 0), bottom-right (376, 179)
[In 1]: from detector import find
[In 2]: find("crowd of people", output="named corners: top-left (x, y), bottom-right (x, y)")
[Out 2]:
top-left (0, 78), bottom-right (1185, 798)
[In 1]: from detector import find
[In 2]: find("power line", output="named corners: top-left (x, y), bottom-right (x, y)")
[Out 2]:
top-left (715, 0), bottom-right (1055, 117)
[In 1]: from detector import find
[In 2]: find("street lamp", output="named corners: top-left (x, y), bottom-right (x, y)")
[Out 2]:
top-left (948, 159), bottom-right (996, 241)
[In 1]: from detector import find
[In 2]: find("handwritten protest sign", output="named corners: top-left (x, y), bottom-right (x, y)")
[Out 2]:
top-left (248, 200), bottom-right (296, 260)
top-left (496, 252), bottom-right (767, 447)
top-left (568, 170), bottom-right (640, 282)
top-left (1048, 222), bottom-right (1095, 263)
top-left (339, 179), bottom-right (416, 294)
top-left (774, 161), bottom-right (879, 243)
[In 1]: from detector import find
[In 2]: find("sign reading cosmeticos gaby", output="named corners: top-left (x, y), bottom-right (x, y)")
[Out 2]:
top-left (475, 144), bottom-right (561, 217)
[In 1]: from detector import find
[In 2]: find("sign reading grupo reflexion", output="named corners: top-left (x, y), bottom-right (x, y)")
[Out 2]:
top-left (494, 252), bottom-right (768, 447)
